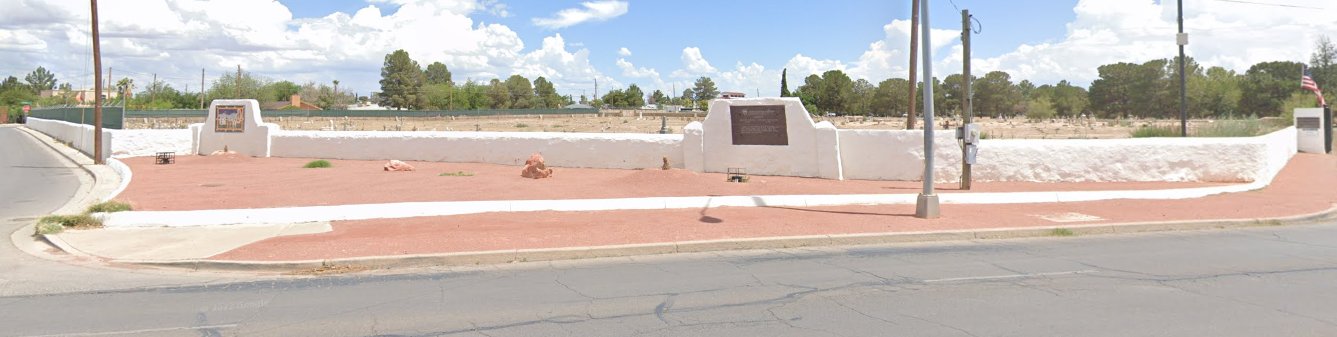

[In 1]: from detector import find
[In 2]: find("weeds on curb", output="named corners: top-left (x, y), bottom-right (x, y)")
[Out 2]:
top-left (303, 159), bottom-right (332, 168)
top-left (439, 171), bottom-right (475, 177)
top-left (86, 200), bottom-right (132, 213)
top-left (1050, 228), bottom-right (1076, 237)
top-left (35, 214), bottom-right (102, 235)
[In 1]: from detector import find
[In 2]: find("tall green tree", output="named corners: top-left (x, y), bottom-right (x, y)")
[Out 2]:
top-left (779, 68), bottom-right (791, 97)
top-left (424, 62), bottom-right (452, 85)
top-left (817, 70), bottom-right (853, 114)
top-left (871, 78), bottom-right (909, 117)
top-left (625, 84), bottom-right (646, 107)
top-left (1051, 80), bottom-right (1089, 117)
top-left (378, 49), bottom-right (427, 110)
top-left (649, 89), bottom-right (667, 105)
top-left (1240, 61), bottom-right (1305, 116)
top-left (266, 80), bottom-right (302, 102)
top-left (503, 75), bottom-right (535, 109)
top-left (1311, 35), bottom-right (1336, 104)
top-left (532, 76), bottom-right (561, 108)
top-left (973, 71), bottom-right (1019, 116)
top-left (487, 79), bottom-right (510, 109)
top-left (24, 66), bottom-right (56, 94)
top-left (692, 76), bottom-right (719, 109)
top-left (205, 70), bottom-right (270, 102)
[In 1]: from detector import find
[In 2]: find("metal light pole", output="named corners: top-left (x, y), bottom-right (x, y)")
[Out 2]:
top-left (1177, 0), bottom-right (1187, 137)
top-left (915, 0), bottom-right (940, 219)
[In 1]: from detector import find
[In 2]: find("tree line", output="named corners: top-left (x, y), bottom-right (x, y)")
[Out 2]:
top-left (1, 65), bottom-right (358, 111)
top-left (377, 49), bottom-right (723, 111)
top-left (789, 36), bottom-right (1336, 120)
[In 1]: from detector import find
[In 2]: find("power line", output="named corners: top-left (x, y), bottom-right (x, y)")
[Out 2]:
top-left (1208, 0), bottom-right (1324, 10)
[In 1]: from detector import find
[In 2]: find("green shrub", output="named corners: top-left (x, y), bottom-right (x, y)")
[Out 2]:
top-left (1130, 125), bottom-right (1179, 138)
top-left (36, 214), bottom-right (102, 233)
top-left (1051, 228), bottom-right (1075, 237)
top-left (514, 123), bottom-right (529, 128)
top-left (303, 159), bottom-right (332, 168)
top-left (1195, 119), bottom-right (1262, 138)
top-left (35, 221), bottom-right (65, 235)
top-left (86, 200), bottom-right (132, 213)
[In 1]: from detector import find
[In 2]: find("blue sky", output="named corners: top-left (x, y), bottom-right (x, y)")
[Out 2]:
top-left (0, 0), bottom-right (1329, 99)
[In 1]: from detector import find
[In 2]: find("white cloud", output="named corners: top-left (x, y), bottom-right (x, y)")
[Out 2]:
top-left (0, 0), bottom-right (614, 98)
top-left (532, 1), bottom-right (629, 30)
top-left (618, 47), bottom-right (631, 57)
top-left (958, 0), bottom-right (1336, 86)
top-left (670, 47), bottom-right (718, 78)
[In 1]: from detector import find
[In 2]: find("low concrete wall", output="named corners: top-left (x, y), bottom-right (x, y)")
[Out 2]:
top-left (108, 129), bottom-right (192, 158)
top-left (271, 131), bottom-right (685, 170)
top-left (24, 118), bottom-right (112, 162)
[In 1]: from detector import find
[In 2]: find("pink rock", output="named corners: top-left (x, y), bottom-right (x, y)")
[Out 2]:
top-left (383, 160), bottom-right (416, 172)
top-left (520, 153), bottom-right (553, 179)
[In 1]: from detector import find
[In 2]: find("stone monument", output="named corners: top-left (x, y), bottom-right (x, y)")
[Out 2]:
top-left (191, 99), bottom-right (279, 157)
top-left (683, 97), bottom-right (842, 179)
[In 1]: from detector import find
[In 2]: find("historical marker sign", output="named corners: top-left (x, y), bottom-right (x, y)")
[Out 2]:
top-left (214, 105), bottom-right (245, 133)
top-left (1297, 117), bottom-right (1321, 130)
top-left (730, 105), bottom-right (788, 145)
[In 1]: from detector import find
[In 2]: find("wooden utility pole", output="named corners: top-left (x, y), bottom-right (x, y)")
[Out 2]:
top-left (235, 65), bottom-right (242, 98)
top-left (91, 0), bottom-right (104, 164)
top-left (960, 9), bottom-right (974, 190)
top-left (906, 0), bottom-right (920, 129)
top-left (199, 68), bottom-right (205, 109)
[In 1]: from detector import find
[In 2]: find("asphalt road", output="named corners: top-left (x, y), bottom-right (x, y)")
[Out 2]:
top-left (2, 221), bottom-right (1336, 337)
top-left (0, 126), bottom-right (81, 220)
top-left (0, 126), bottom-right (243, 297)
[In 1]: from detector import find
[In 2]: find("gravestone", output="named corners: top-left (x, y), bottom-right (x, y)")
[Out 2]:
top-left (192, 99), bottom-right (278, 157)
top-left (683, 97), bottom-right (841, 179)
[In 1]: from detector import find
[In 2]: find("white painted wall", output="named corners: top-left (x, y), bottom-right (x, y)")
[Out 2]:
top-left (195, 100), bottom-right (276, 157)
top-left (699, 97), bottom-right (841, 179)
top-left (24, 118), bottom-right (112, 162)
top-left (271, 131), bottom-right (685, 170)
top-left (837, 129), bottom-right (961, 181)
top-left (108, 129), bottom-right (192, 158)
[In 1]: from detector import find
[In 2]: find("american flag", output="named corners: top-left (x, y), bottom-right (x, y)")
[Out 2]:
top-left (1303, 65), bottom-right (1326, 106)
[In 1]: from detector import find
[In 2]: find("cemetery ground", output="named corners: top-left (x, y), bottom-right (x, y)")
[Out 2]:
top-left (123, 112), bottom-right (1287, 139)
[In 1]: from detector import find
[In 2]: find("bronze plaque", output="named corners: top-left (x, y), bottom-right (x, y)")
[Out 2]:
top-left (214, 105), bottom-right (245, 133)
top-left (730, 105), bottom-right (788, 145)
top-left (1297, 117), bottom-right (1321, 130)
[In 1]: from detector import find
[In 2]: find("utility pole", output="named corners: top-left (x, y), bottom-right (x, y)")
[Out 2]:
top-left (960, 9), bottom-right (974, 190)
top-left (1176, 0), bottom-right (1187, 137)
top-left (199, 68), bottom-right (205, 109)
top-left (107, 67), bottom-right (112, 97)
top-left (150, 73), bottom-right (157, 104)
top-left (90, 0), bottom-right (104, 165)
top-left (906, 0), bottom-right (921, 130)
top-left (915, 0), bottom-right (939, 219)
top-left (235, 65), bottom-right (242, 98)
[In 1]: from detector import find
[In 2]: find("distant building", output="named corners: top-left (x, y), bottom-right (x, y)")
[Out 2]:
top-left (720, 92), bottom-right (745, 99)
top-left (261, 94), bottom-right (322, 111)
top-left (39, 89), bottom-right (120, 105)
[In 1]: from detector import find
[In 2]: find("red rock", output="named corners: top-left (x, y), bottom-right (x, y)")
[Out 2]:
top-left (521, 153), bottom-right (553, 179)
top-left (383, 160), bottom-right (416, 172)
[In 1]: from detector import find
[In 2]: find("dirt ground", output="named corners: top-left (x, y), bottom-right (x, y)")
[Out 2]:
top-left (122, 112), bottom-right (1262, 140)
top-left (116, 154), bottom-right (1228, 212)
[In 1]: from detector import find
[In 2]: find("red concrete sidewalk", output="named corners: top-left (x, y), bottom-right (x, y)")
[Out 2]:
top-left (210, 153), bottom-right (1337, 262)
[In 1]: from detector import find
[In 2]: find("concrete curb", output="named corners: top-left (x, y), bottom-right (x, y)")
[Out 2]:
top-left (121, 204), bottom-right (1337, 273)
